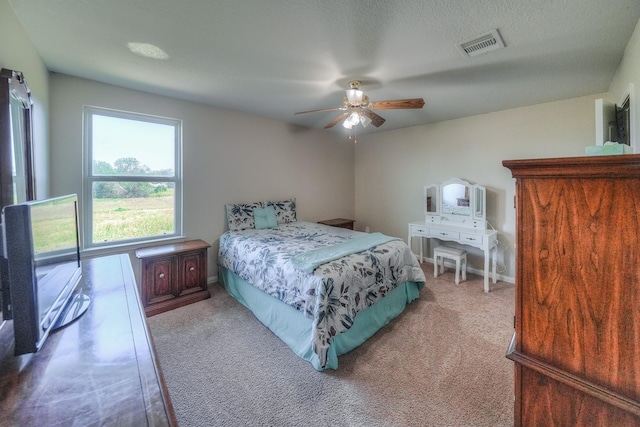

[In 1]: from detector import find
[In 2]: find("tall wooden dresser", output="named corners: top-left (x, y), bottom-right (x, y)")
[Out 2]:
top-left (503, 155), bottom-right (640, 426)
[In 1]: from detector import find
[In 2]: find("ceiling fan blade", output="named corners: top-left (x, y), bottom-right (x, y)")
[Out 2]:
top-left (324, 112), bottom-right (349, 129)
top-left (370, 98), bottom-right (425, 110)
top-left (294, 106), bottom-right (342, 115)
top-left (362, 110), bottom-right (386, 127)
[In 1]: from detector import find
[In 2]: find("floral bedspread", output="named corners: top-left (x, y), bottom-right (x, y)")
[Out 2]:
top-left (218, 221), bottom-right (425, 368)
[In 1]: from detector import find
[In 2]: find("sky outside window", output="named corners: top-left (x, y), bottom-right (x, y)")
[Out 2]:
top-left (92, 115), bottom-right (175, 173)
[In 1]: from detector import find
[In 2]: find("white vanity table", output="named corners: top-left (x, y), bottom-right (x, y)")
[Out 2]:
top-left (408, 178), bottom-right (498, 292)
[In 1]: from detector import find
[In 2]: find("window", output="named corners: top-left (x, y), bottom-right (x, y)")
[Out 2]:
top-left (83, 107), bottom-right (182, 248)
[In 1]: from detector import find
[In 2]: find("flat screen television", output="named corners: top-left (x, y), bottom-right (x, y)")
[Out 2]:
top-left (1, 194), bottom-right (89, 356)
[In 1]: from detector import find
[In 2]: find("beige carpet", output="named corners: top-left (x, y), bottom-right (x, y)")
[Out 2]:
top-left (148, 264), bottom-right (515, 427)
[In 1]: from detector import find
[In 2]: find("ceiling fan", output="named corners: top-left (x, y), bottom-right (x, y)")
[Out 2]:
top-left (294, 80), bottom-right (425, 130)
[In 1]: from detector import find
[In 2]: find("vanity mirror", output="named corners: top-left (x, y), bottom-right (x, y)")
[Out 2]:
top-left (474, 185), bottom-right (486, 221)
top-left (0, 68), bottom-right (36, 321)
top-left (423, 178), bottom-right (486, 229)
top-left (423, 184), bottom-right (439, 214)
top-left (441, 178), bottom-right (471, 216)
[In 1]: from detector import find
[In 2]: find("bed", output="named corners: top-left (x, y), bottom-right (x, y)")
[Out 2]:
top-left (218, 199), bottom-right (426, 370)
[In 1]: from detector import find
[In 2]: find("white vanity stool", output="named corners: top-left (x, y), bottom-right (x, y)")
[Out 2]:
top-left (433, 245), bottom-right (467, 285)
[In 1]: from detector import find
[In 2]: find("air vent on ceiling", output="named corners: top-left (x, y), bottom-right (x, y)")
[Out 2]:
top-left (457, 29), bottom-right (505, 58)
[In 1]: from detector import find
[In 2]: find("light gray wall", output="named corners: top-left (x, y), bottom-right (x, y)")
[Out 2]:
top-left (49, 74), bottom-right (355, 277)
top-left (0, 0), bottom-right (49, 197)
top-left (353, 94), bottom-right (600, 283)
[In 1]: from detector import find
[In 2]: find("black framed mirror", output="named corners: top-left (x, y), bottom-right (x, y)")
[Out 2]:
top-left (0, 68), bottom-right (36, 322)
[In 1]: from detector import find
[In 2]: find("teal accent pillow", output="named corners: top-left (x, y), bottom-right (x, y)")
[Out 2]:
top-left (254, 206), bottom-right (277, 229)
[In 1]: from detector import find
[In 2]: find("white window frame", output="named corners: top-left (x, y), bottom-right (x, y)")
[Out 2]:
top-left (83, 106), bottom-right (183, 250)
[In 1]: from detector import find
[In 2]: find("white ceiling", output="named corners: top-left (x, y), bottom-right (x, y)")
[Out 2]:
top-left (8, 0), bottom-right (640, 135)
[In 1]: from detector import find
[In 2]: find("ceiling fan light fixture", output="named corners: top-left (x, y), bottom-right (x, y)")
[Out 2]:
top-left (345, 89), bottom-right (363, 106)
top-left (294, 79), bottom-right (423, 131)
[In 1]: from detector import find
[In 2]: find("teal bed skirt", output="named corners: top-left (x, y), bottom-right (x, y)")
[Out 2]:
top-left (218, 266), bottom-right (422, 370)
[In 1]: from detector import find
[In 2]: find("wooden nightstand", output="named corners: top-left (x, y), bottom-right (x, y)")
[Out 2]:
top-left (318, 218), bottom-right (355, 230)
top-left (135, 239), bottom-right (210, 316)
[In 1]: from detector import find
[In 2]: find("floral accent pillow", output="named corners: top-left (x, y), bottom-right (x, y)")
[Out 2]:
top-left (225, 202), bottom-right (263, 231)
top-left (266, 198), bottom-right (297, 224)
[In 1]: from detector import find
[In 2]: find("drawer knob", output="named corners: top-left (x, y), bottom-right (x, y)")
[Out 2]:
top-left (189, 267), bottom-right (195, 272)
top-left (159, 273), bottom-right (165, 279)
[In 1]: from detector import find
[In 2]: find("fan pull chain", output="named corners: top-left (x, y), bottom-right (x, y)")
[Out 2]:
top-left (346, 127), bottom-right (357, 144)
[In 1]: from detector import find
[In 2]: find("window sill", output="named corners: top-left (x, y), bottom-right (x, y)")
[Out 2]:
top-left (81, 236), bottom-right (187, 259)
